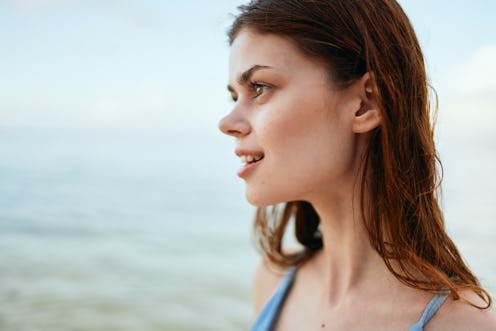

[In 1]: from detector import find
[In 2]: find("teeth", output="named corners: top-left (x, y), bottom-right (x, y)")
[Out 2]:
top-left (240, 154), bottom-right (263, 164)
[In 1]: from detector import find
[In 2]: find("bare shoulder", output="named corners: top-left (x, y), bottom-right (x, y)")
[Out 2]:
top-left (252, 257), bottom-right (288, 314)
top-left (429, 291), bottom-right (496, 331)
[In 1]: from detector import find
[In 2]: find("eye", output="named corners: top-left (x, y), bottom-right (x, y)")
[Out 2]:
top-left (250, 82), bottom-right (271, 98)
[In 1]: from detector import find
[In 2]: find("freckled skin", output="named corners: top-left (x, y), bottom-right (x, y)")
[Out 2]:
top-left (220, 30), bottom-right (362, 207)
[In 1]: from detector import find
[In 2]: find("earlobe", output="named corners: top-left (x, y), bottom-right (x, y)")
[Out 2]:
top-left (352, 105), bottom-right (381, 133)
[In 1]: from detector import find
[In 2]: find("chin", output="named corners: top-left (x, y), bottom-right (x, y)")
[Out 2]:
top-left (245, 192), bottom-right (268, 207)
top-left (245, 189), bottom-right (286, 208)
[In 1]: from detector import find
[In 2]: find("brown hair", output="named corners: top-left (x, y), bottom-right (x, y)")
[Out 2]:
top-left (228, 0), bottom-right (492, 308)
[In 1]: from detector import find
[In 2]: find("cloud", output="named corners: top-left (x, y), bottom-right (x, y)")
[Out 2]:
top-left (7, 0), bottom-right (156, 28)
top-left (8, 0), bottom-right (84, 10)
top-left (448, 46), bottom-right (496, 95)
top-left (438, 46), bottom-right (496, 141)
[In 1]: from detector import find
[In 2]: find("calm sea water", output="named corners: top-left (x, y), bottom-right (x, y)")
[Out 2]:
top-left (0, 128), bottom-right (257, 331)
top-left (0, 128), bottom-right (494, 331)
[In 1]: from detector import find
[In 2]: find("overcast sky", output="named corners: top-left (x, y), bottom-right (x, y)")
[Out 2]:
top-left (0, 0), bottom-right (494, 140)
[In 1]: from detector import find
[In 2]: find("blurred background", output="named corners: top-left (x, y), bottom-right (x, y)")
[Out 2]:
top-left (0, 0), bottom-right (494, 330)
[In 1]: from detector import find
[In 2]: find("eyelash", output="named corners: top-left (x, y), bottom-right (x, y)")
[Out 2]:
top-left (229, 81), bottom-right (271, 102)
top-left (250, 81), bottom-right (271, 98)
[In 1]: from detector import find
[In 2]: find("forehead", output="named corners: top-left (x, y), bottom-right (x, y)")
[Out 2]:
top-left (229, 29), bottom-right (307, 77)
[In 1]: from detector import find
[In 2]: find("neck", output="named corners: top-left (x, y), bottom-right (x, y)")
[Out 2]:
top-left (307, 187), bottom-right (391, 306)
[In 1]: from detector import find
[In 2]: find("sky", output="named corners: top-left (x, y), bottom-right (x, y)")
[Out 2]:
top-left (0, 0), bottom-right (495, 139)
top-left (0, 0), bottom-right (242, 134)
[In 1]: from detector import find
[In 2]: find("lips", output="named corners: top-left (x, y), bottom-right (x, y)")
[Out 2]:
top-left (235, 149), bottom-right (264, 178)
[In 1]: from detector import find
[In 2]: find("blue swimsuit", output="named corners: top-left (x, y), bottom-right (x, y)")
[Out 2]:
top-left (251, 266), bottom-right (448, 331)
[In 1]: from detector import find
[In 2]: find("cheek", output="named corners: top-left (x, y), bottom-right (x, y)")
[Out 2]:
top-left (271, 108), bottom-right (354, 176)
top-left (257, 109), bottom-right (304, 164)
top-left (258, 97), bottom-right (336, 159)
top-left (259, 106), bottom-right (327, 174)
top-left (257, 96), bottom-right (317, 140)
top-left (245, 93), bottom-right (356, 205)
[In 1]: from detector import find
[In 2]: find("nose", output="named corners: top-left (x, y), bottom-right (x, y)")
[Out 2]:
top-left (218, 108), bottom-right (251, 138)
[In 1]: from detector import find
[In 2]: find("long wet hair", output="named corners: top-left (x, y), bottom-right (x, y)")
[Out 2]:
top-left (228, 0), bottom-right (491, 308)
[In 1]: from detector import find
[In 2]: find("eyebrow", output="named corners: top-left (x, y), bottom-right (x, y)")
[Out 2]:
top-left (227, 65), bottom-right (272, 93)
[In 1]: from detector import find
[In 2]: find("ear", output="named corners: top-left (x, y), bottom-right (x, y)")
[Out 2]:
top-left (352, 72), bottom-right (382, 133)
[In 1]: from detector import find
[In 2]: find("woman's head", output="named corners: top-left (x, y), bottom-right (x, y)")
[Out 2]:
top-left (221, 29), bottom-right (380, 206)
top-left (222, 0), bottom-right (491, 308)
top-left (226, 0), bottom-right (431, 247)
top-left (226, 0), bottom-right (434, 212)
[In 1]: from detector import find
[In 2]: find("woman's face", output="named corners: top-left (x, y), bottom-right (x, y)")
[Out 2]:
top-left (219, 29), bottom-right (363, 207)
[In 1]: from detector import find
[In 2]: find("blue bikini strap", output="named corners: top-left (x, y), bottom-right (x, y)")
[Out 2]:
top-left (409, 293), bottom-right (449, 331)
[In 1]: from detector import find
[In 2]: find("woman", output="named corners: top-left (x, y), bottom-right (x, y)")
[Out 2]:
top-left (218, 0), bottom-right (496, 330)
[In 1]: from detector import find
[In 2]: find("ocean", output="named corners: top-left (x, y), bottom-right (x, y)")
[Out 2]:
top-left (0, 128), bottom-right (494, 331)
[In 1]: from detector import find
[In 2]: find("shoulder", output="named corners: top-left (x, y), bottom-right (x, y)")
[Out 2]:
top-left (428, 291), bottom-right (496, 331)
top-left (252, 257), bottom-right (288, 315)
